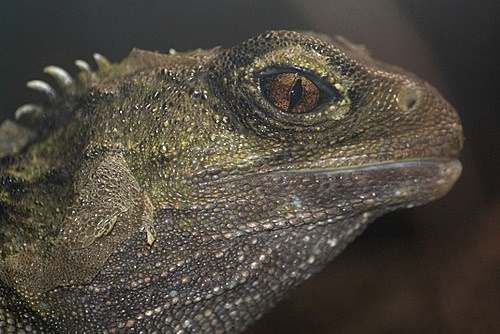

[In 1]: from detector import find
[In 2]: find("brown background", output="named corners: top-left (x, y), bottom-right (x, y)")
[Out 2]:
top-left (0, 1), bottom-right (498, 333)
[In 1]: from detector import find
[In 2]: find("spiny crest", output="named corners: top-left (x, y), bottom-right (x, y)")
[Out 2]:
top-left (14, 53), bottom-right (110, 123)
top-left (0, 53), bottom-right (111, 159)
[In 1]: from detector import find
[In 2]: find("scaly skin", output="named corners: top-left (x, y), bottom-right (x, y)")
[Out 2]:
top-left (0, 31), bottom-right (462, 333)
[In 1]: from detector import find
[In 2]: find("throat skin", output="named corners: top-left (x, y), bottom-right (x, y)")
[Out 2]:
top-left (0, 30), bottom-right (463, 333)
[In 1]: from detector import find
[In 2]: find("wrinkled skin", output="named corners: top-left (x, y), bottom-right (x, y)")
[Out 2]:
top-left (0, 31), bottom-right (462, 333)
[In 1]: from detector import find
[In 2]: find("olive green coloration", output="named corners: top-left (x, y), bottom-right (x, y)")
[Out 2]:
top-left (0, 31), bottom-right (462, 333)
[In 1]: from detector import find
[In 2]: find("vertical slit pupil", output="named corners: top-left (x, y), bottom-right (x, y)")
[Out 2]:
top-left (288, 78), bottom-right (303, 111)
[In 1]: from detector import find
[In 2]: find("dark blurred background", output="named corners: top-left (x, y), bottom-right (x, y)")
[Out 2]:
top-left (0, 1), bottom-right (498, 333)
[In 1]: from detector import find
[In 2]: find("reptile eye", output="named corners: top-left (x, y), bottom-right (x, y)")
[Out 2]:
top-left (259, 69), bottom-right (341, 115)
top-left (262, 73), bottom-right (320, 113)
top-left (252, 67), bottom-right (349, 133)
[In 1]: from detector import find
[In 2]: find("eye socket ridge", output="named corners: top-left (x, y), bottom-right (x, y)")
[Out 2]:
top-left (258, 67), bottom-right (341, 114)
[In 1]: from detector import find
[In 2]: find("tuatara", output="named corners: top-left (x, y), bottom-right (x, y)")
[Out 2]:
top-left (0, 30), bottom-right (463, 333)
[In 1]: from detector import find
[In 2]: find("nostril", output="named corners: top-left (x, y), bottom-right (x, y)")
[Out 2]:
top-left (398, 87), bottom-right (422, 112)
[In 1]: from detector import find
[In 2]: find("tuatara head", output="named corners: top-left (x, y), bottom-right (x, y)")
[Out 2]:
top-left (0, 30), bottom-right (462, 332)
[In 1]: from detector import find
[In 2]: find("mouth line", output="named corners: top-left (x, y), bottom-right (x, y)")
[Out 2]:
top-left (269, 157), bottom-right (462, 176)
top-left (202, 158), bottom-right (462, 199)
